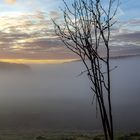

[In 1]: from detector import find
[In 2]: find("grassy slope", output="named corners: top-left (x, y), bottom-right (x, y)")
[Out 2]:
top-left (0, 130), bottom-right (140, 140)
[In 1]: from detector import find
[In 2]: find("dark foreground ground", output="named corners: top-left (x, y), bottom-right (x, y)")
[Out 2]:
top-left (0, 130), bottom-right (140, 140)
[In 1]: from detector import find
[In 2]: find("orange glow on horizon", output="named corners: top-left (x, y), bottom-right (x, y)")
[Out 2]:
top-left (0, 59), bottom-right (78, 64)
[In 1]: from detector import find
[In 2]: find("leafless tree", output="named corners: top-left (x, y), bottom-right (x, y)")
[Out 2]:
top-left (53, 0), bottom-right (119, 140)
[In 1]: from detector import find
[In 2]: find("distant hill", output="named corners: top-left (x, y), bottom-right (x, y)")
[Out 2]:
top-left (0, 62), bottom-right (31, 72)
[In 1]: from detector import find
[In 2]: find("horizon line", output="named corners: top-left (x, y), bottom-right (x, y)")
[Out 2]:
top-left (0, 59), bottom-right (79, 64)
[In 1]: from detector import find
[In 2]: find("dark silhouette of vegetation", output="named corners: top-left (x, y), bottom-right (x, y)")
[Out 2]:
top-left (36, 136), bottom-right (47, 140)
top-left (94, 136), bottom-right (102, 140)
top-left (53, 0), bottom-right (119, 140)
top-left (118, 135), bottom-right (131, 140)
top-left (129, 132), bottom-right (140, 137)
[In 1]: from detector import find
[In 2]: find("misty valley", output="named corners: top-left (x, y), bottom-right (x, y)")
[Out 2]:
top-left (0, 56), bottom-right (139, 133)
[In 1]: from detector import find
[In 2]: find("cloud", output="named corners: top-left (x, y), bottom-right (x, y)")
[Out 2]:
top-left (127, 19), bottom-right (140, 26)
top-left (0, 11), bottom-right (76, 59)
top-left (114, 31), bottom-right (140, 43)
top-left (0, 12), bottom-right (140, 60)
top-left (110, 18), bottom-right (140, 47)
top-left (35, 11), bottom-right (46, 20)
top-left (50, 11), bottom-right (61, 20)
top-left (5, 0), bottom-right (16, 4)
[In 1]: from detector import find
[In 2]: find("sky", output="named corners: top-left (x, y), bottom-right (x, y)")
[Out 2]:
top-left (0, 0), bottom-right (140, 64)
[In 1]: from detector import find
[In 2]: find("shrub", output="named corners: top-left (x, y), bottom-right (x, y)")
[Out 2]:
top-left (93, 136), bottom-right (101, 140)
top-left (36, 136), bottom-right (46, 140)
top-left (129, 132), bottom-right (140, 136)
top-left (118, 135), bottom-right (130, 140)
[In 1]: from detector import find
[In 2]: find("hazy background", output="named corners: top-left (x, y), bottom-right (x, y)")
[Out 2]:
top-left (0, 56), bottom-right (140, 132)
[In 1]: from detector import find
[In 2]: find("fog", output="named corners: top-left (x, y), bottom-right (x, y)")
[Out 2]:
top-left (0, 56), bottom-right (140, 132)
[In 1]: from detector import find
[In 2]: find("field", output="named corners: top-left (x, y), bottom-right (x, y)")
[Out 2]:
top-left (0, 130), bottom-right (139, 140)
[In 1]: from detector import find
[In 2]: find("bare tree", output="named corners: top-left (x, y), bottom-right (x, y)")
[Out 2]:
top-left (53, 0), bottom-right (119, 140)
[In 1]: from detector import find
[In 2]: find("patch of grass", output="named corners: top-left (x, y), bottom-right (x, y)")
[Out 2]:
top-left (118, 135), bottom-right (131, 140)
top-left (129, 132), bottom-right (140, 137)
top-left (36, 136), bottom-right (47, 139)
top-left (93, 137), bottom-right (101, 140)
top-left (0, 130), bottom-right (140, 140)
